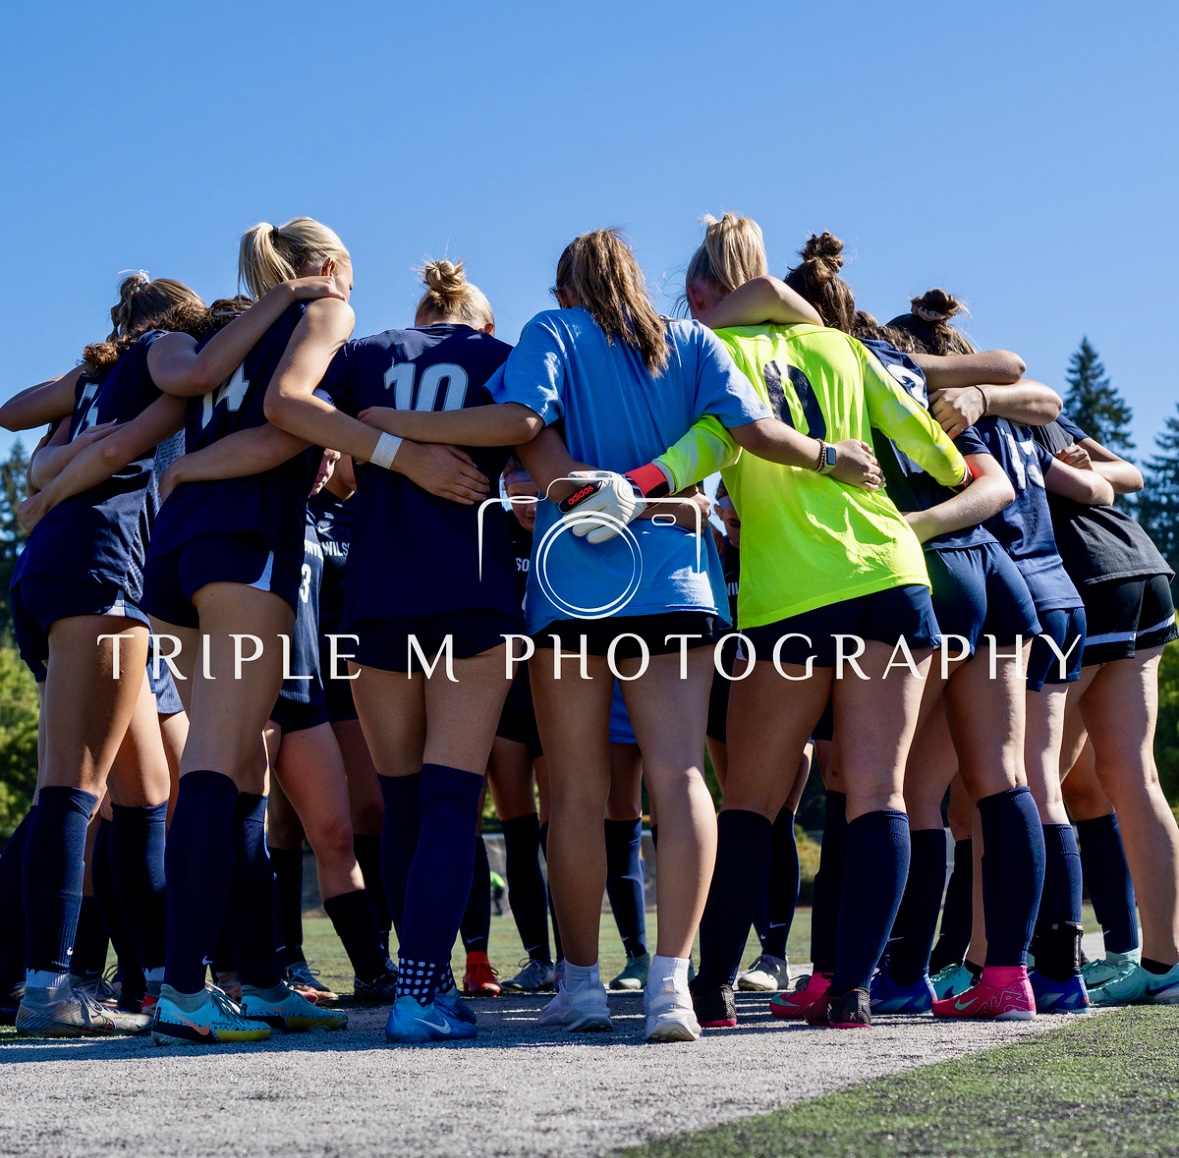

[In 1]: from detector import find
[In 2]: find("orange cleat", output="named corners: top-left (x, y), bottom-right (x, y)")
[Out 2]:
top-left (463, 951), bottom-right (502, 997)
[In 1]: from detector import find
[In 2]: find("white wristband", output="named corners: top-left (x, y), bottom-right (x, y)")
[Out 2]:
top-left (370, 432), bottom-right (403, 471)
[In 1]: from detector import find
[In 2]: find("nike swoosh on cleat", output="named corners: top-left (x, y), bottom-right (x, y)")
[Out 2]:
top-left (414, 1014), bottom-right (453, 1036)
top-left (953, 998), bottom-right (976, 1011)
top-left (167, 1012), bottom-right (213, 1037)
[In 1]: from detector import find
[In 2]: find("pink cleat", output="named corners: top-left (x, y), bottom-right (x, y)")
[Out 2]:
top-left (931, 965), bottom-right (1035, 1021)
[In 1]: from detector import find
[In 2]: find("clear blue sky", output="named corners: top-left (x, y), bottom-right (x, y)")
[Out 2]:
top-left (1, 1), bottom-right (1175, 459)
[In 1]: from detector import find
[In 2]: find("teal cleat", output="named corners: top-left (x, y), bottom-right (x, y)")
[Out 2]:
top-left (1082, 949), bottom-right (1141, 991)
top-left (1089, 961), bottom-right (1179, 1005)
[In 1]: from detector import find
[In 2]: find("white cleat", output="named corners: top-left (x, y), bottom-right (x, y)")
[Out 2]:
top-left (537, 981), bottom-right (613, 1033)
top-left (644, 981), bottom-right (702, 1042)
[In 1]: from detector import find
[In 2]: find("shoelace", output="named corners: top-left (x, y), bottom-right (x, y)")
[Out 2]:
top-left (73, 987), bottom-right (113, 1024)
top-left (206, 985), bottom-right (247, 1019)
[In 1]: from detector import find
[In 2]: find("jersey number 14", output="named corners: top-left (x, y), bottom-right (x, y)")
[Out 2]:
top-left (201, 365), bottom-right (250, 428)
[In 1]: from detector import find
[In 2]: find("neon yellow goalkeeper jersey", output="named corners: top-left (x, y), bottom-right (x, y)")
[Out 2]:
top-left (659, 324), bottom-right (967, 628)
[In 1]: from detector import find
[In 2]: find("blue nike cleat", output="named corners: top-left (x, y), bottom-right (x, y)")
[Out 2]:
top-left (385, 995), bottom-right (477, 1044)
top-left (1029, 969), bottom-right (1090, 1014)
top-left (435, 979), bottom-right (478, 1025)
top-left (869, 969), bottom-right (936, 1014)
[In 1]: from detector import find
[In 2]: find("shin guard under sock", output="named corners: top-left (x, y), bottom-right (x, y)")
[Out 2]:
top-left (831, 810), bottom-right (910, 995)
top-left (23, 787), bottom-right (97, 986)
top-left (930, 838), bottom-right (973, 974)
top-left (322, 888), bottom-right (389, 981)
top-left (502, 813), bottom-right (550, 963)
top-left (810, 791), bottom-right (848, 975)
top-left (697, 810), bottom-right (773, 990)
top-left (977, 786), bottom-right (1045, 968)
top-left (379, 772), bottom-right (421, 942)
top-left (225, 793), bottom-right (281, 989)
top-left (885, 828), bottom-right (946, 986)
top-left (604, 818), bottom-right (647, 958)
top-left (1076, 813), bottom-right (1139, 954)
top-left (460, 832), bottom-right (491, 954)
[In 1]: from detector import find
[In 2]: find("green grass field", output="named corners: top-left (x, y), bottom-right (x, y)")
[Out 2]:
top-left (619, 1005), bottom-right (1179, 1157)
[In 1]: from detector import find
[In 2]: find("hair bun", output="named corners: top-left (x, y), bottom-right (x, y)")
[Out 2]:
top-left (910, 288), bottom-right (963, 323)
top-left (799, 232), bottom-right (844, 283)
top-left (422, 259), bottom-right (466, 295)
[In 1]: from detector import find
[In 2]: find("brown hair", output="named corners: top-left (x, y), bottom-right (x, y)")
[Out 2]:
top-left (784, 232), bottom-right (857, 334)
top-left (886, 289), bottom-right (976, 355)
top-left (685, 213), bottom-right (769, 299)
top-left (414, 259), bottom-right (494, 328)
top-left (555, 229), bottom-right (667, 374)
top-left (238, 217), bottom-right (350, 299)
top-left (83, 274), bottom-right (207, 375)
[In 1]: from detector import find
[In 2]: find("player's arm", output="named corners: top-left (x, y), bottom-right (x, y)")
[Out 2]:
top-left (1042, 454), bottom-right (1115, 507)
top-left (0, 368), bottom-right (84, 431)
top-left (861, 347), bottom-right (968, 488)
top-left (356, 402), bottom-right (543, 448)
top-left (18, 395), bottom-right (186, 531)
top-left (928, 379), bottom-right (1062, 437)
top-left (1054, 437), bottom-right (1143, 494)
top-left (158, 424), bottom-right (313, 502)
top-left (27, 420), bottom-right (119, 491)
top-left (148, 277), bottom-right (347, 398)
top-left (904, 453), bottom-right (1014, 543)
top-left (912, 350), bottom-right (1026, 387)
top-left (512, 424), bottom-right (593, 505)
top-left (697, 277), bottom-right (823, 328)
top-left (265, 299), bottom-right (488, 505)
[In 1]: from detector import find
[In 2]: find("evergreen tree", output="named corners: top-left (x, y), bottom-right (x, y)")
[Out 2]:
top-left (1139, 404), bottom-right (1179, 601)
top-left (0, 440), bottom-right (29, 643)
top-left (1064, 337), bottom-right (1135, 455)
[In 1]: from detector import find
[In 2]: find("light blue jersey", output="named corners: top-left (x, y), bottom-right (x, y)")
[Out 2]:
top-left (489, 309), bottom-right (767, 633)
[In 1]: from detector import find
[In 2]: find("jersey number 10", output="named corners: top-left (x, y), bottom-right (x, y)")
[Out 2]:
top-left (383, 360), bottom-right (468, 411)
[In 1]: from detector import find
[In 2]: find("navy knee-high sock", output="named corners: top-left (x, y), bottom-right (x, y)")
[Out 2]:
top-left (109, 803), bottom-right (167, 983)
top-left (810, 791), bottom-right (848, 975)
top-left (502, 813), bottom-right (551, 963)
top-left (353, 833), bottom-right (391, 945)
top-left (165, 772), bottom-right (238, 993)
top-left (269, 846), bottom-right (304, 967)
top-left (1076, 814), bottom-right (1139, 954)
top-left (322, 889), bottom-right (388, 982)
top-left (604, 818), bottom-right (647, 959)
top-left (930, 838), bottom-right (973, 974)
top-left (226, 793), bottom-right (280, 989)
top-left (539, 821), bottom-right (563, 964)
top-left (977, 786), bottom-right (1045, 967)
top-left (1033, 824), bottom-right (1084, 980)
top-left (397, 765), bottom-right (484, 1001)
top-left (697, 810), bottom-right (773, 990)
top-left (885, 828), bottom-right (946, 985)
top-left (760, 808), bottom-right (799, 960)
top-left (0, 807), bottom-right (33, 989)
top-left (89, 817), bottom-right (139, 994)
top-left (69, 895), bottom-right (110, 981)
top-left (460, 834), bottom-right (491, 954)
top-left (22, 787), bottom-right (97, 987)
top-left (832, 810), bottom-right (911, 994)
top-left (379, 773), bottom-right (421, 944)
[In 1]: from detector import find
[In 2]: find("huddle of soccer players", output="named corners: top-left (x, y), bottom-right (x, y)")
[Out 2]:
top-left (0, 209), bottom-right (1174, 1047)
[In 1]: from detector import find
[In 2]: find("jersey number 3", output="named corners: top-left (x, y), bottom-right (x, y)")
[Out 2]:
top-left (763, 361), bottom-right (826, 440)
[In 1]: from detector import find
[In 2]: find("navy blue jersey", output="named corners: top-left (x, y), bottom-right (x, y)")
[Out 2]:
top-left (504, 508), bottom-right (532, 614)
top-left (323, 324), bottom-right (520, 624)
top-left (13, 332), bottom-right (165, 593)
top-left (309, 488), bottom-right (356, 635)
top-left (278, 510), bottom-right (324, 705)
top-left (721, 539), bottom-right (740, 625)
top-left (862, 339), bottom-right (996, 551)
top-left (147, 303), bottom-right (318, 569)
top-left (1031, 415), bottom-right (1171, 586)
top-left (974, 416), bottom-right (1083, 611)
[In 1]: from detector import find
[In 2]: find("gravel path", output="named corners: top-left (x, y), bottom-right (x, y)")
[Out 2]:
top-left (0, 967), bottom-right (1105, 1158)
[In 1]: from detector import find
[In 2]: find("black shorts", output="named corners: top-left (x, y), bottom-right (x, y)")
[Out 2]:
top-left (1027, 606), bottom-right (1087, 692)
top-left (141, 532), bottom-right (300, 629)
top-left (1081, 574), bottom-right (1178, 666)
top-left (269, 696), bottom-right (331, 736)
top-left (533, 611), bottom-right (721, 660)
top-left (351, 609), bottom-right (520, 674)
top-left (926, 543), bottom-right (1041, 656)
top-left (147, 648), bottom-right (184, 715)
top-left (742, 585), bottom-right (939, 669)
top-left (496, 664), bottom-right (543, 759)
top-left (11, 575), bottom-right (150, 670)
top-left (319, 639), bottom-right (360, 723)
top-left (706, 669), bottom-right (731, 744)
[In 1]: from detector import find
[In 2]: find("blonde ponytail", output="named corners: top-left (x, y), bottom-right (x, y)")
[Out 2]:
top-left (238, 216), bottom-right (350, 299)
top-left (685, 213), bottom-right (769, 298)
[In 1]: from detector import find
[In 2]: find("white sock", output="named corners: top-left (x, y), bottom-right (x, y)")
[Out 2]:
top-left (26, 969), bottom-right (69, 995)
top-left (650, 955), bottom-right (690, 992)
top-left (563, 961), bottom-right (601, 991)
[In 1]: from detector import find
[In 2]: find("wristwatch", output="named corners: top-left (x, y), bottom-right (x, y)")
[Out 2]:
top-left (816, 441), bottom-right (838, 475)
